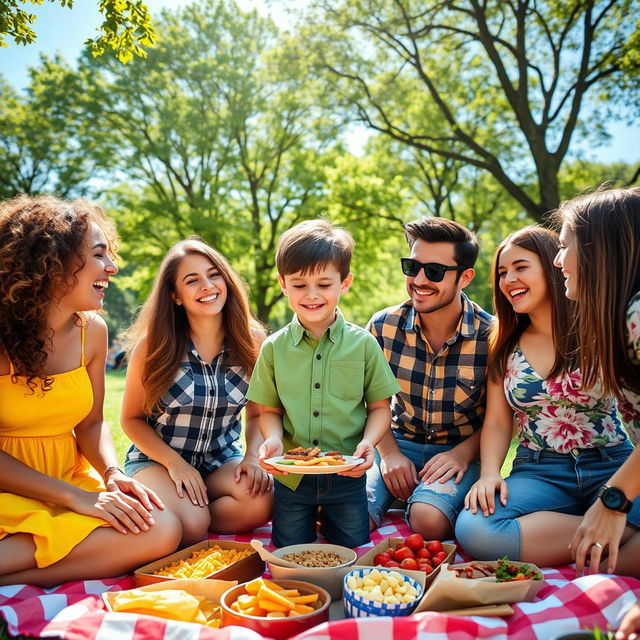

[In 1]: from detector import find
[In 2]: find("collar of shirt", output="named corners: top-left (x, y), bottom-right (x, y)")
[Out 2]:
top-left (187, 338), bottom-right (226, 364)
top-left (290, 308), bottom-right (346, 346)
top-left (402, 293), bottom-right (476, 344)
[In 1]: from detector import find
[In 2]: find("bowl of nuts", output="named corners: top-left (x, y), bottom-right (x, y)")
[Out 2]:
top-left (343, 567), bottom-right (423, 617)
top-left (267, 543), bottom-right (357, 600)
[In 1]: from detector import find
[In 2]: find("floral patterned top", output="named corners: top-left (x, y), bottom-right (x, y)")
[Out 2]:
top-left (504, 346), bottom-right (627, 453)
top-left (619, 290), bottom-right (640, 445)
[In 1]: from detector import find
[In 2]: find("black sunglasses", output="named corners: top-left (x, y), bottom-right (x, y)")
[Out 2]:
top-left (400, 258), bottom-right (468, 282)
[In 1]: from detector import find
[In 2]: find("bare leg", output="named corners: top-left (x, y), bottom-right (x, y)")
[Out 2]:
top-left (407, 503), bottom-right (452, 540)
top-left (519, 511), bottom-right (637, 571)
top-left (205, 461), bottom-right (272, 534)
top-left (0, 508), bottom-right (182, 588)
top-left (0, 534), bottom-right (37, 574)
top-left (133, 465), bottom-right (210, 547)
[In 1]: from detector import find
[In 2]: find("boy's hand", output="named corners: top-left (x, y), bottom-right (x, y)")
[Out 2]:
top-left (338, 440), bottom-right (374, 477)
top-left (258, 437), bottom-right (287, 475)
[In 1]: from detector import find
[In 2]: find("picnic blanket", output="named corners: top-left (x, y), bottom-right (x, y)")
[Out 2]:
top-left (1, 513), bottom-right (639, 640)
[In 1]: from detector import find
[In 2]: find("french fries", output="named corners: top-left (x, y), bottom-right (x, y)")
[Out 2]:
top-left (152, 545), bottom-right (252, 579)
top-left (228, 578), bottom-right (321, 618)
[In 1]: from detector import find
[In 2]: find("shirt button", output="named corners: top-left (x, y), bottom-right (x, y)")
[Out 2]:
top-left (571, 447), bottom-right (579, 455)
top-left (312, 439), bottom-right (319, 445)
top-left (209, 389), bottom-right (215, 396)
top-left (313, 410), bottom-right (319, 417)
top-left (207, 410), bottom-right (213, 418)
top-left (316, 354), bottom-right (321, 360)
top-left (314, 382), bottom-right (320, 389)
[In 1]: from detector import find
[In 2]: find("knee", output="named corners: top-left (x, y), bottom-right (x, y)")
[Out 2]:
top-left (146, 509), bottom-right (183, 557)
top-left (180, 507), bottom-right (211, 546)
top-left (408, 503), bottom-right (452, 540)
top-left (454, 508), bottom-right (519, 560)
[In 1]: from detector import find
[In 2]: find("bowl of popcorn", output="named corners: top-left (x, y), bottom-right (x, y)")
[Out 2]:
top-left (267, 543), bottom-right (357, 600)
top-left (343, 567), bottom-right (423, 617)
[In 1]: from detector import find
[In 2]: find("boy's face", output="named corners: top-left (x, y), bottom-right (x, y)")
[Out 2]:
top-left (278, 264), bottom-right (353, 335)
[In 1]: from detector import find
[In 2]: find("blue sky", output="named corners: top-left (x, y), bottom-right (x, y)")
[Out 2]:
top-left (1, 0), bottom-right (638, 165)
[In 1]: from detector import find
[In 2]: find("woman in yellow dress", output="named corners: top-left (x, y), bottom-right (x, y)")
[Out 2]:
top-left (0, 195), bottom-right (182, 587)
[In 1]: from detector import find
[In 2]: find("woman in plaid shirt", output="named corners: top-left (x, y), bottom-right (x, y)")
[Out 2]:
top-left (121, 238), bottom-right (272, 546)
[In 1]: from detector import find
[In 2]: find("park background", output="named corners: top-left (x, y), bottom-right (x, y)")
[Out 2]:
top-left (2, 0), bottom-right (640, 464)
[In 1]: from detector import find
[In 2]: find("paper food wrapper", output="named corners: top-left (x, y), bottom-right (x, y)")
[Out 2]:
top-left (415, 561), bottom-right (544, 612)
top-left (102, 577), bottom-right (237, 612)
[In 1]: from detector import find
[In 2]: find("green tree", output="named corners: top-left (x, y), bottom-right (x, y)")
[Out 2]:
top-left (0, 58), bottom-right (97, 198)
top-left (0, 0), bottom-right (156, 63)
top-left (302, 0), bottom-right (640, 222)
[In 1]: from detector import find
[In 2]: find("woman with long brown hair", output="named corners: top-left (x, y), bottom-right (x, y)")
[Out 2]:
top-left (454, 226), bottom-right (640, 575)
top-left (555, 187), bottom-right (640, 583)
top-left (121, 238), bottom-right (272, 545)
top-left (0, 195), bottom-right (181, 587)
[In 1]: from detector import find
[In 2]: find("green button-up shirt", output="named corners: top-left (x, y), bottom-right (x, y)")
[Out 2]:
top-left (247, 309), bottom-right (400, 488)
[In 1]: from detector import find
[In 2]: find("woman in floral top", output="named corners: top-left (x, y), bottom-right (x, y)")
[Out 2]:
top-left (455, 226), bottom-right (639, 576)
top-left (555, 187), bottom-right (640, 586)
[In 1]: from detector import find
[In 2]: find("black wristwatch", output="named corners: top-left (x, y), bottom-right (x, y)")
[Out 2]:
top-left (597, 485), bottom-right (632, 514)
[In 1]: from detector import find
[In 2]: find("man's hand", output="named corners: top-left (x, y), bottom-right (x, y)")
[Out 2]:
top-left (378, 450), bottom-right (418, 500)
top-left (338, 440), bottom-right (375, 478)
top-left (418, 444), bottom-right (473, 485)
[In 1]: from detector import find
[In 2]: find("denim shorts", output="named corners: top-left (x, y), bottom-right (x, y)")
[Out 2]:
top-left (124, 448), bottom-right (244, 478)
top-left (272, 474), bottom-right (369, 549)
top-left (455, 442), bottom-right (640, 560)
top-left (366, 435), bottom-right (481, 527)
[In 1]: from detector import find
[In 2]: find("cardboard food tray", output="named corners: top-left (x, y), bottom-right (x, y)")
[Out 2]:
top-left (356, 537), bottom-right (456, 591)
top-left (415, 560), bottom-right (544, 612)
top-left (134, 539), bottom-right (264, 587)
top-left (103, 578), bottom-right (236, 612)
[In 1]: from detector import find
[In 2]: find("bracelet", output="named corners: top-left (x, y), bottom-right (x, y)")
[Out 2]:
top-left (103, 465), bottom-right (125, 480)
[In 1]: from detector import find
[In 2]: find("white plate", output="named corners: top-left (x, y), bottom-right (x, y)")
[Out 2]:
top-left (265, 455), bottom-right (365, 474)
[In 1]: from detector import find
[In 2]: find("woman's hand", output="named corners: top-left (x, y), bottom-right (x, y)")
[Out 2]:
top-left (166, 457), bottom-right (209, 507)
top-left (69, 488), bottom-right (156, 535)
top-left (570, 499), bottom-right (627, 576)
top-left (464, 473), bottom-right (508, 516)
top-left (616, 601), bottom-right (640, 640)
top-left (234, 455), bottom-right (273, 495)
top-left (105, 469), bottom-right (165, 511)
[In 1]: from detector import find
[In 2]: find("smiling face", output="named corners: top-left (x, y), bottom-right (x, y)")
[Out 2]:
top-left (61, 223), bottom-right (118, 311)
top-left (279, 263), bottom-right (353, 336)
top-left (554, 222), bottom-right (579, 300)
top-left (497, 243), bottom-right (549, 314)
top-left (172, 252), bottom-right (228, 319)
top-left (405, 239), bottom-right (473, 315)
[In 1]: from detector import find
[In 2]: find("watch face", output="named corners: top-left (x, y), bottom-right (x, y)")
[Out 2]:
top-left (602, 487), bottom-right (627, 510)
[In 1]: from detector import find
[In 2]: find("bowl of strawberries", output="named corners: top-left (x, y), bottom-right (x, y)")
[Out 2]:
top-left (370, 533), bottom-right (455, 577)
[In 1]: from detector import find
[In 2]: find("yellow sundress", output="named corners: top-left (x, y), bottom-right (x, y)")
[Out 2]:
top-left (0, 326), bottom-right (109, 568)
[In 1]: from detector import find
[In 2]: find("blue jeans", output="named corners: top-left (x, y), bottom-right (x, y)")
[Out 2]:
top-left (366, 435), bottom-right (481, 527)
top-left (455, 442), bottom-right (640, 560)
top-left (272, 474), bottom-right (369, 548)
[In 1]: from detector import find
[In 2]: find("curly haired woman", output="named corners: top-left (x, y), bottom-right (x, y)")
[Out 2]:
top-left (0, 195), bottom-right (181, 587)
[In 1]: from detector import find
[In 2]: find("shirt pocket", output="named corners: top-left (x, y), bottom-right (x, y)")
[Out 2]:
top-left (224, 366), bottom-right (249, 408)
top-left (160, 366), bottom-right (195, 409)
top-left (453, 365), bottom-right (482, 409)
top-left (329, 360), bottom-right (364, 401)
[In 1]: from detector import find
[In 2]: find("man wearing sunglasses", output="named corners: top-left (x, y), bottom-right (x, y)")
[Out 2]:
top-left (366, 217), bottom-right (493, 540)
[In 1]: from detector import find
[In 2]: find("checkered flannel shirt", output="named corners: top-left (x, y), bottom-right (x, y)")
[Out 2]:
top-left (367, 294), bottom-right (493, 444)
top-left (126, 341), bottom-right (247, 474)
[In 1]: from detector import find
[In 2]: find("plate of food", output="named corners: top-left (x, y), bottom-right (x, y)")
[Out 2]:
top-left (265, 447), bottom-right (364, 474)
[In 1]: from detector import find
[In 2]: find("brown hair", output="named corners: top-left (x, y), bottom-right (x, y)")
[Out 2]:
top-left (0, 194), bottom-right (118, 393)
top-left (125, 237), bottom-right (261, 415)
top-left (554, 187), bottom-right (640, 396)
top-left (488, 226), bottom-right (577, 381)
top-left (276, 219), bottom-right (354, 280)
top-left (403, 217), bottom-right (479, 269)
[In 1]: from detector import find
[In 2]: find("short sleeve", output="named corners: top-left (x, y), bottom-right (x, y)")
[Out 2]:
top-left (627, 292), bottom-right (640, 363)
top-left (246, 339), bottom-right (282, 408)
top-left (362, 334), bottom-right (401, 404)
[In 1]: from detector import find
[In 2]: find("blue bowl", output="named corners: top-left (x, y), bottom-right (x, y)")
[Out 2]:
top-left (342, 567), bottom-right (423, 618)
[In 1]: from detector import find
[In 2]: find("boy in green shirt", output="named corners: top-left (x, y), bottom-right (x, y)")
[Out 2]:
top-left (248, 220), bottom-right (400, 547)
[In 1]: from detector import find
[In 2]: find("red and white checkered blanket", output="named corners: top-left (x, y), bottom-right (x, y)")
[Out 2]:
top-left (2, 514), bottom-right (638, 640)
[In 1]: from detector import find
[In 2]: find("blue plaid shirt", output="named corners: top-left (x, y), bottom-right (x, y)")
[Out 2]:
top-left (367, 294), bottom-right (493, 444)
top-left (125, 341), bottom-right (247, 474)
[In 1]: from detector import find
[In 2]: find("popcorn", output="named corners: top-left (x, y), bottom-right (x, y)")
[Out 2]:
top-left (348, 570), bottom-right (420, 605)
